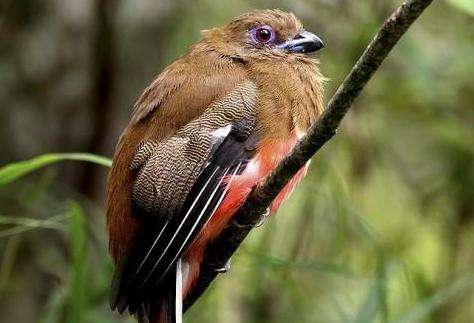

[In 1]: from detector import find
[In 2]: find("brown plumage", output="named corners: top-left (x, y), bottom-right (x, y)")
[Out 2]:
top-left (106, 9), bottom-right (325, 322)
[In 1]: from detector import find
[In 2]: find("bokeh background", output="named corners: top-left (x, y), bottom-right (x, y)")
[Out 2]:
top-left (0, 0), bottom-right (473, 322)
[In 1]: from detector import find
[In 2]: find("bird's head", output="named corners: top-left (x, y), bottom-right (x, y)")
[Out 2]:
top-left (202, 9), bottom-right (324, 61)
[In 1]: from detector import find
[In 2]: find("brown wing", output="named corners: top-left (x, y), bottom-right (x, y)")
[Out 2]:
top-left (106, 49), bottom-right (249, 262)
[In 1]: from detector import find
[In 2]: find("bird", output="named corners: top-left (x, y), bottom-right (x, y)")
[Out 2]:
top-left (106, 9), bottom-right (325, 323)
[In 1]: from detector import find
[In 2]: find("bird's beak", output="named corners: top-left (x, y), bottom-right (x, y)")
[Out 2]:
top-left (278, 31), bottom-right (325, 54)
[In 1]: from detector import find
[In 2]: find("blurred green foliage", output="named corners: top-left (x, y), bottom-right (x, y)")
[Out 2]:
top-left (0, 0), bottom-right (473, 322)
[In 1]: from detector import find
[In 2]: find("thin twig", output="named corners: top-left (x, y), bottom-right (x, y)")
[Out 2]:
top-left (184, 0), bottom-right (434, 311)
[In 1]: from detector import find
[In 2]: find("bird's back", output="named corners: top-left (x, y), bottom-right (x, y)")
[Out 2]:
top-left (106, 46), bottom-right (249, 262)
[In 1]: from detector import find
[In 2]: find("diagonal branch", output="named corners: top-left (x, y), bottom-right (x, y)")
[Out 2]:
top-left (184, 0), bottom-right (434, 311)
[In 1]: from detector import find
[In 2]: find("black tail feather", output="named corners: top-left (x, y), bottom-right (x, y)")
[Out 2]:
top-left (146, 260), bottom-right (181, 323)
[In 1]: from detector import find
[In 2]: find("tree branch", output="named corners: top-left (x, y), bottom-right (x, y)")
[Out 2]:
top-left (184, 0), bottom-right (433, 311)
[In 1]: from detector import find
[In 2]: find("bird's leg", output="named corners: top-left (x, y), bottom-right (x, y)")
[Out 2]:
top-left (215, 258), bottom-right (232, 273)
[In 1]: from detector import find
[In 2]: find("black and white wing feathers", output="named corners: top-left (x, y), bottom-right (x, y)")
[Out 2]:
top-left (111, 119), bottom-right (259, 315)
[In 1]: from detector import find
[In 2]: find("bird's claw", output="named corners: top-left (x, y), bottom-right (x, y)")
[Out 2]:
top-left (232, 207), bottom-right (270, 228)
top-left (255, 207), bottom-right (270, 228)
top-left (215, 258), bottom-right (231, 273)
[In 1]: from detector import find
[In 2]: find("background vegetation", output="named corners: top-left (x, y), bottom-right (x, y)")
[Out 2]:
top-left (0, 0), bottom-right (472, 322)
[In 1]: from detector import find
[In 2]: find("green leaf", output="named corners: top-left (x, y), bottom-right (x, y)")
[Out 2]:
top-left (0, 153), bottom-right (112, 187)
top-left (66, 201), bottom-right (89, 323)
top-left (247, 249), bottom-right (360, 279)
top-left (0, 236), bottom-right (21, 298)
top-left (0, 214), bottom-right (67, 238)
top-left (354, 282), bottom-right (380, 323)
top-left (38, 288), bottom-right (66, 323)
top-left (392, 277), bottom-right (474, 323)
top-left (446, 0), bottom-right (474, 15)
top-left (354, 260), bottom-right (388, 323)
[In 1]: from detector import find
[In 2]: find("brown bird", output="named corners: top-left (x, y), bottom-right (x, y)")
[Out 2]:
top-left (106, 9), bottom-right (325, 323)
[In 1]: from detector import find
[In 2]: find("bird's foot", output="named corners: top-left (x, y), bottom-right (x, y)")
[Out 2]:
top-left (215, 258), bottom-right (231, 273)
top-left (255, 207), bottom-right (270, 227)
top-left (233, 207), bottom-right (270, 228)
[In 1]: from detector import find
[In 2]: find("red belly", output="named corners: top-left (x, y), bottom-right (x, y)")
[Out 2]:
top-left (182, 135), bottom-right (309, 295)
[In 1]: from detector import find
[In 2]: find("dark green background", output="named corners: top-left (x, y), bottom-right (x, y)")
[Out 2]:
top-left (0, 0), bottom-right (472, 322)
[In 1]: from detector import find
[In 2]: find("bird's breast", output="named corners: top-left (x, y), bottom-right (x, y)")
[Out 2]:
top-left (194, 131), bottom-right (309, 247)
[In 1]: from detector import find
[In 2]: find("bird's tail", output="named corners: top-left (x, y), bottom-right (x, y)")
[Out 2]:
top-left (144, 259), bottom-right (183, 323)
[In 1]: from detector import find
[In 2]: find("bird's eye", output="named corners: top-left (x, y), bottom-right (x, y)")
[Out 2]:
top-left (254, 26), bottom-right (274, 44)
